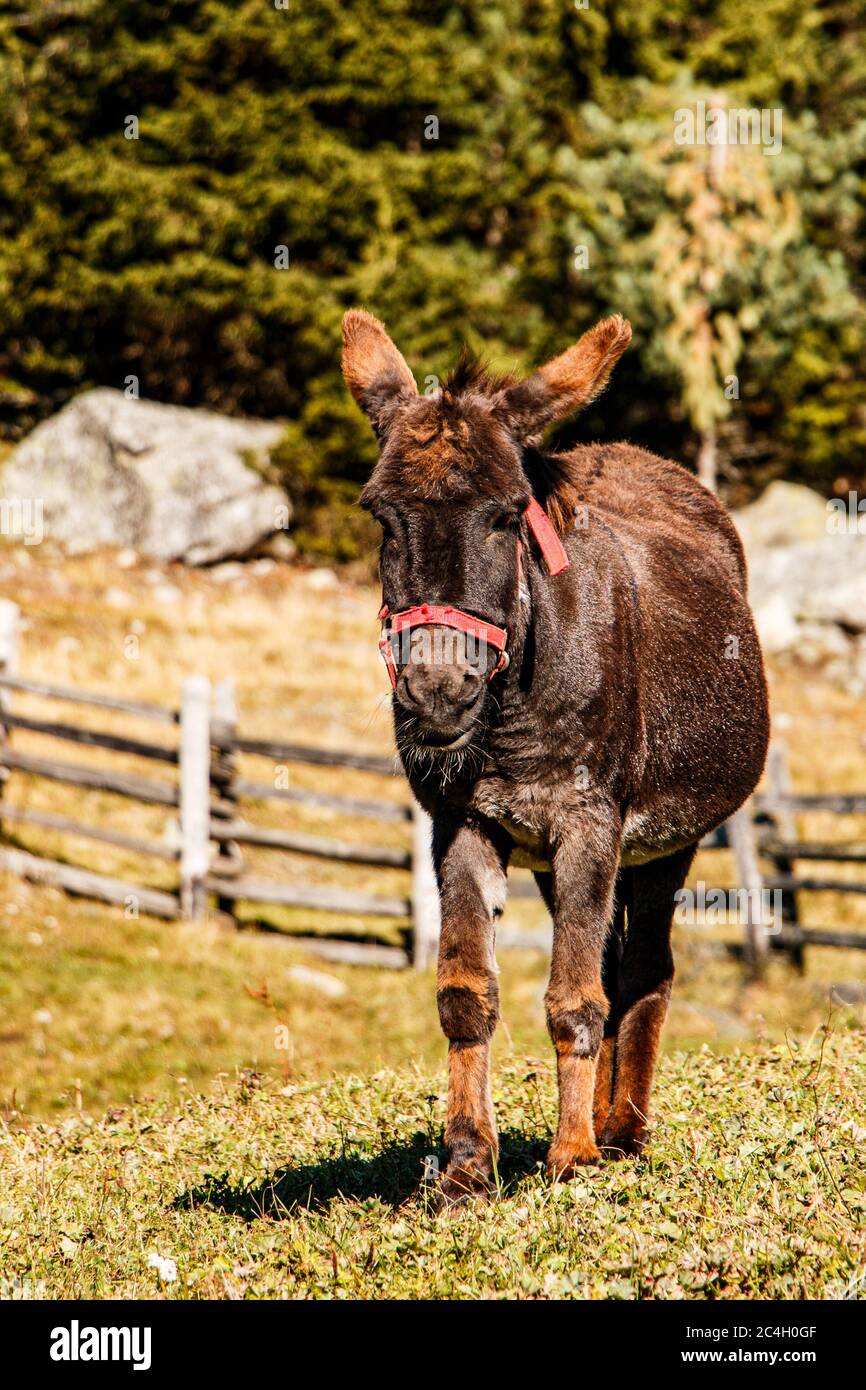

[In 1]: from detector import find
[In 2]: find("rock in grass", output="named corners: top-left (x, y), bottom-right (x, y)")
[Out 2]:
top-left (286, 964), bottom-right (347, 998)
top-left (732, 482), bottom-right (866, 680)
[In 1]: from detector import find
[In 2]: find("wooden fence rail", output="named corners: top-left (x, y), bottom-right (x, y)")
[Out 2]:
top-left (231, 776), bottom-right (410, 822)
top-left (0, 746), bottom-right (179, 805)
top-left (0, 711), bottom-right (178, 763)
top-left (0, 673), bottom-right (178, 724)
top-left (0, 600), bottom-right (864, 974)
top-left (0, 801), bottom-right (178, 860)
top-left (210, 821), bottom-right (411, 868)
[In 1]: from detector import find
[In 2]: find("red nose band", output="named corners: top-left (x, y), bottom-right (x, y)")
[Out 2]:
top-left (377, 604), bottom-right (509, 690)
top-left (376, 499), bottom-right (569, 690)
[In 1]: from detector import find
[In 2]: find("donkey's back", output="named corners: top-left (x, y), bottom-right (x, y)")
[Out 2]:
top-left (563, 441), bottom-right (768, 865)
top-left (567, 440), bottom-right (748, 592)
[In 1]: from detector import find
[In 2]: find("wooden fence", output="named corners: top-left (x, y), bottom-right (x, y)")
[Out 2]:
top-left (0, 599), bottom-right (438, 968)
top-left (0, 598), bottom-right (864, 976)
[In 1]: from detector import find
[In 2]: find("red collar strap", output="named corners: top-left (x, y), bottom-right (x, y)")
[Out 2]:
top-left (524, 497), bottom-right (570, 576)
top-left (377, 498), bottom-right (569, 690)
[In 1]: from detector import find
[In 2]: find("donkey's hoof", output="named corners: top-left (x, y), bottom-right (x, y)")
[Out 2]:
top-left (546, 1141), bottom-right (601, 1182)
top-left (435, 1165), bottom-right (492, 1213)
top-left (598, 1126), bottom-right (648, 1159)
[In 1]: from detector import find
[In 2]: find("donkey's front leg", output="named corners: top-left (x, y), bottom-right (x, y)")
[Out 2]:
top-left (434, 818), bottom-right (508, 1208)
top-left (544, 818), bottom-right (620, 1181)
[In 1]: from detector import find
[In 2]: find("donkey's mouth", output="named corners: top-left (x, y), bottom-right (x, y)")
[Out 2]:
top-left (394, 708), bottom-right (484, 764)
top-left (414, 727), bottom-right (477, 751)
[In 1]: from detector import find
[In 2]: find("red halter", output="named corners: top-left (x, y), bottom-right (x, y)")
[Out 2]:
top-left (377, 498), bottom-right (569, 690)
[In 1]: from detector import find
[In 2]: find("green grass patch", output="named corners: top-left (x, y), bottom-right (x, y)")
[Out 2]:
top-left (1, 1029), bottom-right (864, 1299)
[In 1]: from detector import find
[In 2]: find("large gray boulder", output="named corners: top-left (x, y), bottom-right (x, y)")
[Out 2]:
top-left (746, 534), bottom-right (866, 625)
top-left (1, 389), bottom-right (289, 564)
top-left (733, 479), bottom-right (829, 550)
top-left (732, 481), bottom-right (866, 692)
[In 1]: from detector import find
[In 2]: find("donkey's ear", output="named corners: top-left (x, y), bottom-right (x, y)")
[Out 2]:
top-left (341, 309), bottom-right (418, 438)
top-left (497, 315), bottom-right (631, 445)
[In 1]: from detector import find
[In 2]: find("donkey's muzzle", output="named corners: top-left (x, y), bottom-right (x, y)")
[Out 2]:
top-left (395, 625), bottom-right (487, 741)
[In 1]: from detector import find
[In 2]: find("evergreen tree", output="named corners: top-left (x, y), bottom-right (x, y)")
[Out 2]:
top-left (1, 0), bottom-right (864, 554)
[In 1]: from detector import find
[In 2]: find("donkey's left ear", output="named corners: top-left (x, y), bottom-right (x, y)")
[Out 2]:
top-left (341, 309), bottom-right (418, 439)
top-left (497, 315), bottom-right (632, 445)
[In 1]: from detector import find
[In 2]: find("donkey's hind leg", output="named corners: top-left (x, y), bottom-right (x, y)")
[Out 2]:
top-left (599, 844), bottom-right (697, 1158)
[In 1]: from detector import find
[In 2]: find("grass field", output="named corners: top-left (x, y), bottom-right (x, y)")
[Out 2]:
top-left (0, 538), bottom-right (864, 1298)
top-left (1, 1029), bottom-right (863, 1299)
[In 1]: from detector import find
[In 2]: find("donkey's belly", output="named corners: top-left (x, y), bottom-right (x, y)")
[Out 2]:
top-left (620, 817), bottom-right (697, 867)
top-left (500, 804), bottom-right (713, 874)
top-left (498, 816), bottom-right (551, 872)
top-left (620, 791), bottom-right (742, 867)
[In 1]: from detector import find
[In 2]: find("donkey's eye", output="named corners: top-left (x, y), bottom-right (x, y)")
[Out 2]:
top-left (491, 511), bottom-right (519, 532)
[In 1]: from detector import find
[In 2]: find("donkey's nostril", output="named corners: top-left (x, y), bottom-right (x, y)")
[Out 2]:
top-left (400, 668), bottom-right (425, 707)
top-left (456, 673), bottom-right (484, 707)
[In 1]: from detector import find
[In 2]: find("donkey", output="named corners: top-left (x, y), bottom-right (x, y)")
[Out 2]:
top-left (342, 309), bottom-right (769, 1206)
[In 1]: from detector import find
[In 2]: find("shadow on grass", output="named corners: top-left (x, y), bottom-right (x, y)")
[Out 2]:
top-left (174, 1128), bottom-right (549, 1220)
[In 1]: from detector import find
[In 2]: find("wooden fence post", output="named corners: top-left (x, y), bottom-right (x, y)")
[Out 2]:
top-left (211, 677), bottom-right (241, 918)
top-left (180, 676), bottom-right (211, 921)
top-left (764, 739), bottom-right (805, 972)
top-left (0, 601), bottom-right (20, 841)
top-left (728, 799), bottom-right (769, 980)
top-left (411, 800), bottom-right (440, 969)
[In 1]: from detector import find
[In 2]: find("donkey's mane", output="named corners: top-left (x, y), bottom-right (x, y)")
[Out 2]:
top-left (441, 348), bottom-right (517, 400)
top-left (443, 350), bottom-right (603, 532)
top-left (437, 350), bottom-right (587, 531)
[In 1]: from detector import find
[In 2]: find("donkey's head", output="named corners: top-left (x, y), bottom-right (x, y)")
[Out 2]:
top-left (342, 309), bottom-right (631, 760)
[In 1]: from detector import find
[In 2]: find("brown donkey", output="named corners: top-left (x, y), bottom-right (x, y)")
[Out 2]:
top-left (342, 309), bottom-right (769, 1205)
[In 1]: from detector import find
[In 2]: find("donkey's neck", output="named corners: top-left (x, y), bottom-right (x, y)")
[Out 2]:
top-left (484, 520), bottom-right (635, 774)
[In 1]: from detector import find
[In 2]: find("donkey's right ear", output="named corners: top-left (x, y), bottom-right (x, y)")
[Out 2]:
top-left (341, 310), bottom-right (418, 438)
